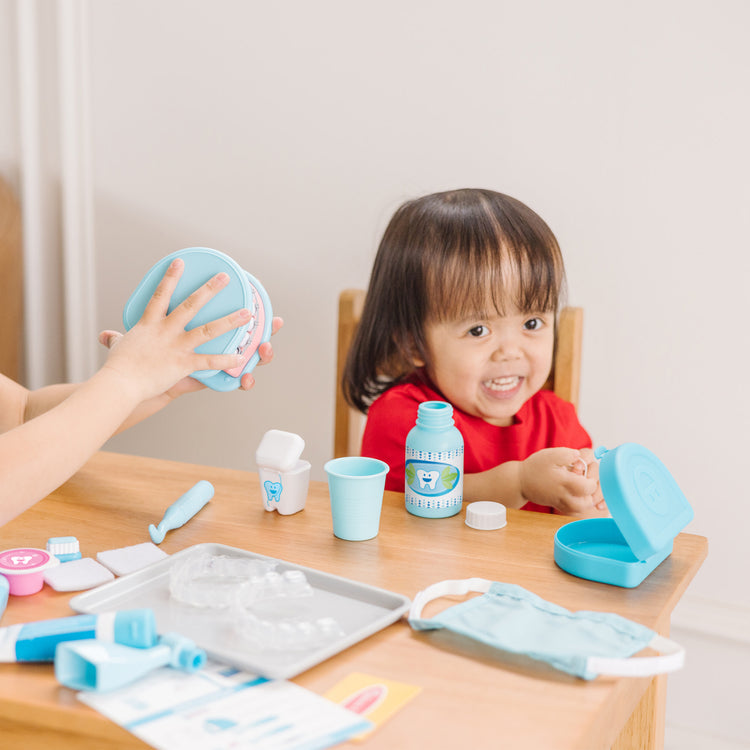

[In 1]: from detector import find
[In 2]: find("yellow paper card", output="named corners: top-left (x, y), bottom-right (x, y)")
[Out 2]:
top-left (324, 672), bottom-right (421, 740)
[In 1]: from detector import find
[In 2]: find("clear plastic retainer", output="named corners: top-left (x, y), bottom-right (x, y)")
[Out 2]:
top-left (169, 551), bottom-right (345, 650)
top-left (234, 611), bottom-right (344, 652)
top-left (233, 570), bottom-right (344, 651)
top-left (169, 551), bottom-right (277, 608)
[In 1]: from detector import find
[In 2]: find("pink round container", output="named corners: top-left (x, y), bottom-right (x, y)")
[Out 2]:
top-left (0, 548), bottom-right (59, 595)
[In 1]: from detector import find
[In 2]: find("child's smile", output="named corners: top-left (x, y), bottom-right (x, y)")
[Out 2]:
top-left (418, 308), bottom-right (555, 426)
top-left (483, 375), bottom-right (524, 397)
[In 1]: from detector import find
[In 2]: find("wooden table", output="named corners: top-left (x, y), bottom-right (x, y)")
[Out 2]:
top-left (0, 452), bottom-right (707, 750)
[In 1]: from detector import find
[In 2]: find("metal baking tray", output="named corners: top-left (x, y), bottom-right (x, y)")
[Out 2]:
top-left (70, 542), bottom-right (410, 680)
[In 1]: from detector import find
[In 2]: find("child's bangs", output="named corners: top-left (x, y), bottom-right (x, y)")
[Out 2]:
top-left (424, 241), bottom-right (563, 324)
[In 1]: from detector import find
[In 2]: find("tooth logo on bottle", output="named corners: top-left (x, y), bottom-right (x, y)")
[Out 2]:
top-left (406, 462), bottom-right (460, 495)
top-left (417, 469), bottom-right (439, 490)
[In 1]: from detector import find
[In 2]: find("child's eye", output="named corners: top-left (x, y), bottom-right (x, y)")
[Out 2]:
top-left (467, 325), bottom-right (490, 338)
top-left (523, 317), bottom-right (545, 331)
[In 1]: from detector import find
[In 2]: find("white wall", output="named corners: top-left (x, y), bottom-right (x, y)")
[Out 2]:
top-left (3, 0), bottom-right (749, 745)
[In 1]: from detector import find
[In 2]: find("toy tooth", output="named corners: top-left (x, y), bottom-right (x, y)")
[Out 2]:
top-left (255, 430), bottom-right (310, 516)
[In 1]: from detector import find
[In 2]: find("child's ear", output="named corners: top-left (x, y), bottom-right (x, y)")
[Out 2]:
top-left (398, 335), bottom-right (425, 368)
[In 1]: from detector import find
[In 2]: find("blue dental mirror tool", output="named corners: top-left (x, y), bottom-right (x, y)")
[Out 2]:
top-left (123, 247), bottom-right (273, 391)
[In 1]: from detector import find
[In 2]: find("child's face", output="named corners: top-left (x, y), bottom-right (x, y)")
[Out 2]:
top-left (418, 305), bottom-right (555, 426)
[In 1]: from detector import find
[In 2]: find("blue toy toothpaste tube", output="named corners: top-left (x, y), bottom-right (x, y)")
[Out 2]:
top-left (0, 609), bottom-right (157, 662)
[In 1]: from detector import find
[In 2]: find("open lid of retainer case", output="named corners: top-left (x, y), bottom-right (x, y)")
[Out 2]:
top-left (123, 247), bottom-right (272, 391)
top-left (554, 443), bottom-right (694, 588)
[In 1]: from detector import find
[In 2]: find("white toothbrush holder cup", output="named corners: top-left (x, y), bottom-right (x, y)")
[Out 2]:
top-left (258, 460), bottom-right (311, 515)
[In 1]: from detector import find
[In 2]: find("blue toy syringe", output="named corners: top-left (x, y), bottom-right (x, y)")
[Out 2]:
top-left (149, 481), bottom-right (214, 544)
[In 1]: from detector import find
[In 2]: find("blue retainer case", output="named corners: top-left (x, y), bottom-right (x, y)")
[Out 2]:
top-left (554, 443), bottom-right (694, 588)
top-left (123, 247), bottom-right (273, 392)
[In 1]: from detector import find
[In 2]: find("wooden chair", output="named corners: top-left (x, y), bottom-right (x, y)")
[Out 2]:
top-left (0, 177), bottom-right (23, 381)
top-left (334, 288), bottom-right (583, 458)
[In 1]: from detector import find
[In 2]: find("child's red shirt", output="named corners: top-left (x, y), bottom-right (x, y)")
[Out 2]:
top-left (361, 374), bottom-right (591, 513)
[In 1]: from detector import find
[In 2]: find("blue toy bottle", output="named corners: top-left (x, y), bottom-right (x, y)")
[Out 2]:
top-left (404, 401), bottom-right (463, 518)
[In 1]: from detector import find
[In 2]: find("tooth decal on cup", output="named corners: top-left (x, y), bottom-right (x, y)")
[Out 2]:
top-left (263, 481), bottom-right (283, 505)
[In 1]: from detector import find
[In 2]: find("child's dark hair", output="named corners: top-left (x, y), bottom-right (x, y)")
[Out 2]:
top-left (343, 188), bottom-right (566, 413)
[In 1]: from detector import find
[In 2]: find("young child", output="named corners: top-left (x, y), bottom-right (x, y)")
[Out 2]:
top-left (0, 257), bottom-right (282, 526)
top-left (343, 188), bottom-right (604, 516)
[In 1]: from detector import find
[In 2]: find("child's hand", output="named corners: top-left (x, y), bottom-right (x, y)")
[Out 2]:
top-left (171, 316), bottom-right (282, 394)
top-left (558, 450), bottom-right (608, 518)
top-left (99, 316), bottom-right (283, 399)
top-left (97, 258), bottom-right (273, 404)
top-left (578, 447), bottom-right (607, 512)
top-left (519, 447), bottom-right (601, 515)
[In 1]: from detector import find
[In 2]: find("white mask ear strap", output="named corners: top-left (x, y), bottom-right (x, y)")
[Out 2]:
top-left (586, 634), bottom-right (685, 677)
top-left (409, 578), bottom-right (492, 620)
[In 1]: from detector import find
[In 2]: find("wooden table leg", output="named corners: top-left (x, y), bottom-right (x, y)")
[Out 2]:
top-left (611, 674), bottom-right (667, 750)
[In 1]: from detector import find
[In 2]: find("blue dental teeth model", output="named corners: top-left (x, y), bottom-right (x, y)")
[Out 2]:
top-left (123, 247), bottom-right (273, 391)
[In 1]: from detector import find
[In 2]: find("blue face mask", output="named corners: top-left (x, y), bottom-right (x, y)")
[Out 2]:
top-left (408, 579), bottom-right (684, 680)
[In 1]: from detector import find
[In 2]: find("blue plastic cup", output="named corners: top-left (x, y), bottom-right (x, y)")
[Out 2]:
top-left (323, 457), bottom-right (390, 541)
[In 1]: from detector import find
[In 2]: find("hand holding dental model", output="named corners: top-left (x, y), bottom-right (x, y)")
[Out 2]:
top-left (0, 257), bottom-right (282, 526)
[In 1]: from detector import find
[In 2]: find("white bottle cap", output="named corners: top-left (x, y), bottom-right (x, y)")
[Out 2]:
top-left (465, 501), bottom-right (507, 530)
